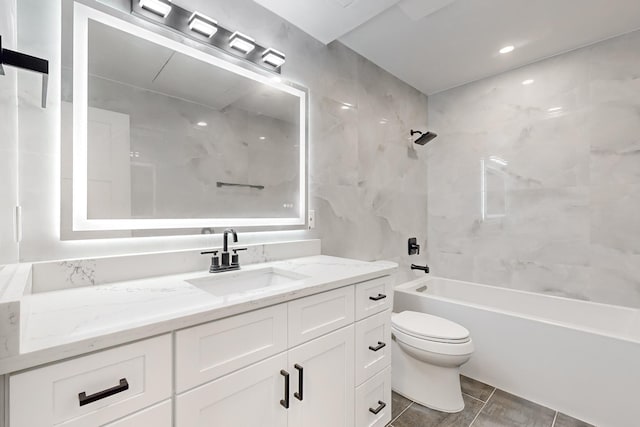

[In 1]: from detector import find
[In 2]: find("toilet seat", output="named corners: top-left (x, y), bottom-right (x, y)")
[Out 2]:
top-left (392, 311), bottom-right (470, 344)
top-left (392, 327), bottom-right (474, 356)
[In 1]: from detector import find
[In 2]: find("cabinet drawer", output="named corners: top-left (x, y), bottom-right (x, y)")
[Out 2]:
top-left (288, 286), bottom-right (354, 347)
top-left (104, 400), bottom-right (171, 427)
top-left (355, 276), bottom-right (393, 320)
top-left (176, 304), bottom-right (287, 392)
top-left (9, 334), bottom-right (171, 427)
top-left (176, 352), bottom-right (288, 427)
top-left (355, 366), bottom-right (392, 427)
top-left (355, 310), bottom-right (392, 386)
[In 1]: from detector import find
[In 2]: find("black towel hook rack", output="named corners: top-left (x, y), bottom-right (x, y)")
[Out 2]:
top-left (0, 35), bottom-right (49, 108)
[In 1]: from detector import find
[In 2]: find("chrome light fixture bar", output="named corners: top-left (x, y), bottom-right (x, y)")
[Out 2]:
top-left (131, 0), bottom-right (284, 73)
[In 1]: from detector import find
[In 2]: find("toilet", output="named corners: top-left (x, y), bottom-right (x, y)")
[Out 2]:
top-left (391, 311), bottom-right (474, 413)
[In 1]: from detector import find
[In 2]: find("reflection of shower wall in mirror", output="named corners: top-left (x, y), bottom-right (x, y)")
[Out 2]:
top-left (84, 75), bottom-right (299, 220)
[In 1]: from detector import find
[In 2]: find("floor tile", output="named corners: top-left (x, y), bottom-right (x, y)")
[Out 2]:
top-left (472, 390), bottom-right (555, 427)
top-left (460, 375), bottom-right (495, 402)
top-left (554, 412), bottom-right (595, 427)
top-left (393, 393), bottom-right (484, 427)
top-left (392, 391), bottom-right (413, 419)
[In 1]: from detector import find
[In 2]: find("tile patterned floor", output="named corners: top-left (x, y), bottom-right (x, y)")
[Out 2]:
top-left (387, 376), bottom-right (595, 427)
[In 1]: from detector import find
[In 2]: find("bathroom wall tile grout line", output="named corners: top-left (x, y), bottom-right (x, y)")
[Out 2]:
top-left (468, 388), bottom-right (496, 427)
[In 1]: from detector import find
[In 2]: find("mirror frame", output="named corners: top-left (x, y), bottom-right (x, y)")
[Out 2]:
top-left (72, 3), bottom-right (308, 231)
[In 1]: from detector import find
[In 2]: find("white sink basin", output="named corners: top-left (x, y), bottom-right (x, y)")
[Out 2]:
top-left (186, 267), bottom-right (308, 297)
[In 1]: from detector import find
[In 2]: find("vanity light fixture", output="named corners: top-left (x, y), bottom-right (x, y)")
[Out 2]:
top-left (188, 12), bottom-right (217, 38)
top-left (139, 0), bottom-right (172, 18)
top-left (229, 31), bottom-right (255, 54)
top-left (499, 45), bottom-right (515, 54)
top-left (262, 48), bottom-right (286, 67)
top-left (131, 0), bottom-right (285, 73)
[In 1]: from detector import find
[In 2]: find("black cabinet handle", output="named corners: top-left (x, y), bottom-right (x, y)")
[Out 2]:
top-left (368, 341), bottom-right (386, 352)
top-left (294, 364), bottom-right (304, 401)
top-left (78, 378), bottom-right (129, 407)
top-left (369, 400), bottom-right (387, 415)
top-left (369, 294), bottom-right (387, 301)
top-left (280, 370), bottom-right (290, 409)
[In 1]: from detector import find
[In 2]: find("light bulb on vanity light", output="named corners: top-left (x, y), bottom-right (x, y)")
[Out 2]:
top-left (262, 48), bottom-right (286, 67)
top-left (188, 12), bottom-right (218, 38)
top-left (139, 0), bottom-right (172, 18)
top-left (229, 31), bottom-right (255, 54)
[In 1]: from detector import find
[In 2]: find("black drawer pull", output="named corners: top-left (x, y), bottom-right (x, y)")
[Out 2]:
top-left (280, 370), bottom-right (290, 409)
top-left (369, 294), bottom-right (387, 301)
top-left (369, 400), bottom-right (386, 415)
top-left (294, 364), bottom-right (304, 401)
top-left (78, 378), bottom-right (129, 407)
top-left (368, 341), bottom-right (386, 352)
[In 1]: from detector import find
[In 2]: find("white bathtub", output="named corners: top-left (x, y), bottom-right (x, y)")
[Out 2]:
top-left (394, 276), bottom-right (640, 427)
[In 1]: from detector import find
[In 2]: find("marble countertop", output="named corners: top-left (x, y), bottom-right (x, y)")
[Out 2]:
top-left (0, 255), bottom-right (396, 374)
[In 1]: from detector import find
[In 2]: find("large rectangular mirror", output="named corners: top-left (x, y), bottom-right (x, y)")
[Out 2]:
top-left (67, 3), bottom-right (307, 232)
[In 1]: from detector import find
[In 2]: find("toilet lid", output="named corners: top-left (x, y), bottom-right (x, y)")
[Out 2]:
top-left (392, 311), bottom-right (470, 343)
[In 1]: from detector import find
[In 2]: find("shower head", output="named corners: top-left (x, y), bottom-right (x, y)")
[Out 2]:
top-left (410, 129), bottom-right (437, 145)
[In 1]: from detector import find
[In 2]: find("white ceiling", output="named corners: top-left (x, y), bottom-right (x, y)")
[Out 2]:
top-left (254, 0), bottom-right (640, 94)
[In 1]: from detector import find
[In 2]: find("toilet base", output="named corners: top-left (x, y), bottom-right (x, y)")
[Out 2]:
top-left (391, 338), bottom-right (466, 413)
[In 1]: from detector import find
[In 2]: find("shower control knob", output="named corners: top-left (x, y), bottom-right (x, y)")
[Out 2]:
top-left (408, 237), bottom-right (420, 255)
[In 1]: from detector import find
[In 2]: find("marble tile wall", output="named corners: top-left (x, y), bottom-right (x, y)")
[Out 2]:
top-left (427, 29), bottom-right (640, 308)
top-left (13, 0), bottom-right (429, 280)
top-left (0, 0), bottom-right (19, 266)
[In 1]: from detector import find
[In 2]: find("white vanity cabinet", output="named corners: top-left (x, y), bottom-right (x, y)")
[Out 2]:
top-left (5, 272), bottom-right (393, 427)
top-left (353, 277), bottom-right (394, 427)
top-left (8, 334), bottom-right (172, 427)
top-left (175, 286), bottom-right (356, 427)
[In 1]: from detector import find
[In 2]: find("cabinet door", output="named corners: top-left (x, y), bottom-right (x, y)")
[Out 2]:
top-left (176, 352), bottom-right (288, 427)
top-left (288, 325), bottom-right (355, 427)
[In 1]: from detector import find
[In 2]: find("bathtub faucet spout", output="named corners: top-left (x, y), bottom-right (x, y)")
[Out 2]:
top-left (411, 263), bottom-right (430, 274)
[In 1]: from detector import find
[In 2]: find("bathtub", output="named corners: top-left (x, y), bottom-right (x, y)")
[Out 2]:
top-left (394, 276), bottom-right (640, 427)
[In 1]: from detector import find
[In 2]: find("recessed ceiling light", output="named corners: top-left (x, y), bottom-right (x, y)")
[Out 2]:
top-left (499, 45), bottom-right (515, 54)
top-left (197, 121), bottom-right (208, 127)
top-left (188, 12), bottom-right (218, 38)
top-left (262, 48), bottom-right (286, 67)
top-left (229, 32), bottom-right (255, 54)
top-left (522, 79), bottom-right (534, 85)
top-left (139, 0), bottom-right (172, 18)
top-left (259, 136), bottom-right (266, 140)
top-left (548, 107), bottom-right (563, 112)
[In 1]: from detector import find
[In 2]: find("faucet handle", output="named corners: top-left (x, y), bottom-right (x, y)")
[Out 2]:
top-left (201, 250), bottom-right (218, 255)
top-left (231, 248), bottom-right (247, 266)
